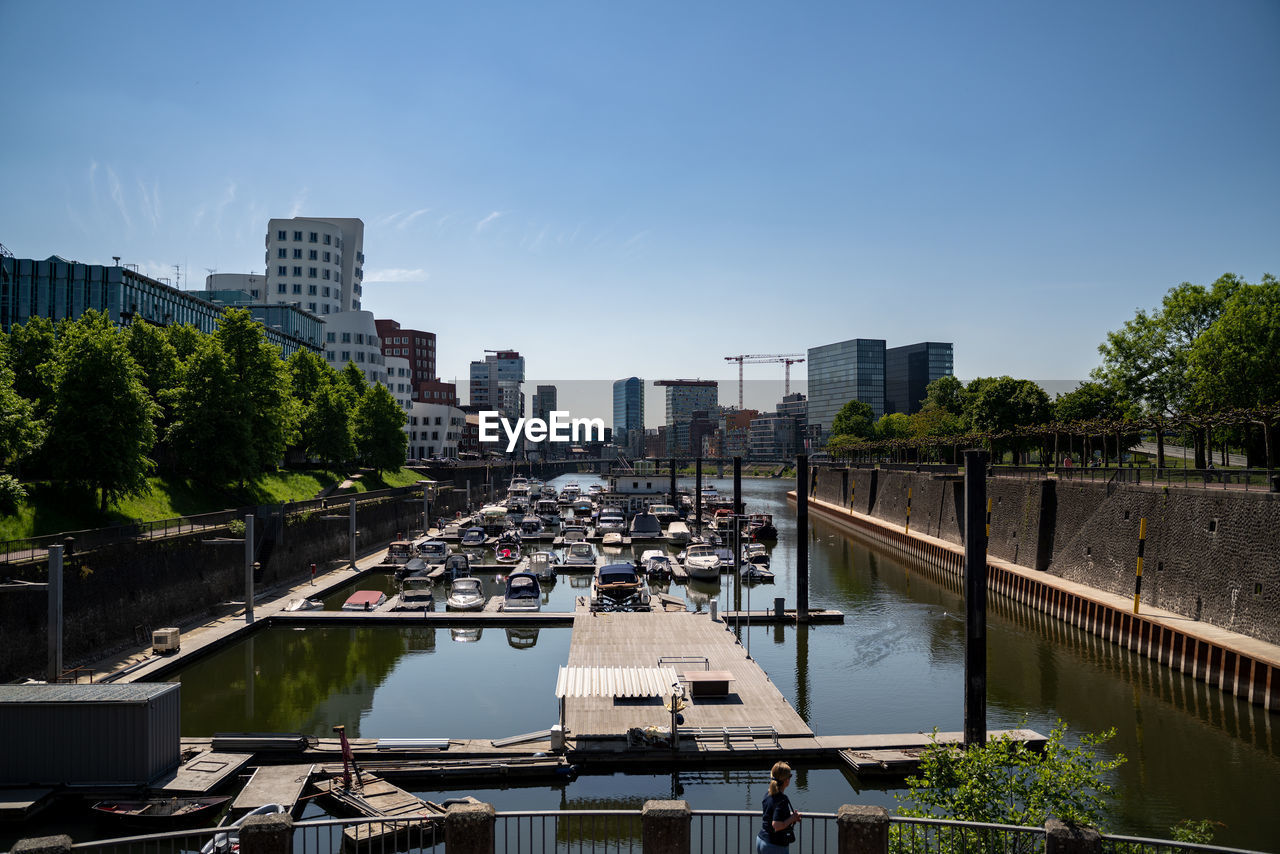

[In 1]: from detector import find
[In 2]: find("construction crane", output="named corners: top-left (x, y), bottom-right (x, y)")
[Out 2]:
top-left (723, 354), bottom-right (806, 410)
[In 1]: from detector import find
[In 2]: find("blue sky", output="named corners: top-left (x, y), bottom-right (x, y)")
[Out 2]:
top-left (2, 0), bottom-right (1277, 408)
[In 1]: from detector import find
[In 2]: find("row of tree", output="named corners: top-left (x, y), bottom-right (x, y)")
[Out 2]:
top-left (0, 309), bottom-right (408, 513)
top-left (826, 273), bottom-right (1279, 468)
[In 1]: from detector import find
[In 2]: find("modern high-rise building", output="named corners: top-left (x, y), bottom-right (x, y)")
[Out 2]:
top-left (885, 342), bottom-right (954, 415)
top-left (375, 319), bottom-right (436, 385)
top-left (807, 338), bottom-right (887, 440)
top-left (469, 350), bottom-right (525, 420)
top-left (655, 379), bottom-right (717, 456)
top-left (533, 385), bottom-right (558, 421)
top-left (264, 217), bottom-right (364, 316)
top-left (612, 377), bottom-right (645, 456)
top-left (262, 216), bottom-right (385, 385)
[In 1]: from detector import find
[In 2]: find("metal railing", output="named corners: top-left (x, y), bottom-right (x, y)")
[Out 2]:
top-left (58, 810), bottom-right (1271, 854)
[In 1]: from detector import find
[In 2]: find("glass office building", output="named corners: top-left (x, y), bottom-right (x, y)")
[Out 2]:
top-left (656, 380), bottom-right (717, 456)
top-left (1, 256), bottom-right (321, 355)
top-left (612, 377), bottom-right (644, 453)
top-left (806, 338), bottom-right (887, 441)
top-left (885, 342), bottom-right (954, 415)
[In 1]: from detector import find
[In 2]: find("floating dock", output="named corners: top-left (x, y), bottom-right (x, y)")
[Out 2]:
top-left (232, 763), bottom-right (314, 813)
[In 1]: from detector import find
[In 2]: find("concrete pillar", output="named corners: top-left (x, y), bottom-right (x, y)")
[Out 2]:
top-left (11, 836), bottom-right (71, 854)
top-left (446, 801), bottom-right (496, 854)
top-left (239, 814), bottom-right (293, 854)
top-left (642, 799), bottom-right (691, 854)
top-left (837, 805), bottom-right (889, 854)
top-left (1044, 820), bottom-right (1102, 854)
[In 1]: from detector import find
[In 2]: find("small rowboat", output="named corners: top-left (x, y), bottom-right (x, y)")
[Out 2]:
top-left (91, 795), bottom-right (230, 828)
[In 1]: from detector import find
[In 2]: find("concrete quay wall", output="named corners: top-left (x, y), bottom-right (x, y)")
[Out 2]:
top-left (795, 475), bottom-right (1280, 712)
top-left (0, 494), bottom-right (419, 682)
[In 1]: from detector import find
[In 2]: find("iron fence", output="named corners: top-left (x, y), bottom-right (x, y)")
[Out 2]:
top-left (56, 811), bottom-right (1272, 854)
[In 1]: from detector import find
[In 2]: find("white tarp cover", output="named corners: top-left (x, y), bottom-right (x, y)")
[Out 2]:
top-left (555, 666), bottom-right (680, 698)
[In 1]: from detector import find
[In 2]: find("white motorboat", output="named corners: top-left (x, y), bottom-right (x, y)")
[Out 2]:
top-left (640, 549), bottom-right (673, 580)
top-left (682, 544), bottom-right (722, 580)
top-left (563, 541), bottom-right (599, 568)
top-left (446, 577), bottom-right (485, 611)
top-left (416, 539), bottom-right (449, 564)
top-left (394, 576), bottom-right (435, 610)
top-left (502, 571), bottom-right (541, 612)
top-left (342, 591), bottom-right (387, 611)
top-left (201, 804), bottom-right (285, 854)
top-left (526, 551), bottom-right (560, 581)
top-left (283, 597), bottom-right (323, 612)
top-left (666, 521), bottom-right (691, 544)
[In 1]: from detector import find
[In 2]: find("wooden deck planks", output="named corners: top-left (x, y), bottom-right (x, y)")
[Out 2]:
top-left (232, 763), bottom-right (314, 811)
top-left (155, 751), bottom-right (253, 794)
top-left (564, 610), bottom-right (812, 738)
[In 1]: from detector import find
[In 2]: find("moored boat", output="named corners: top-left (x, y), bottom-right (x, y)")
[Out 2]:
top-left (283, 597), bottom-right (323, 612)
top-left (342, 591), bottom-right (387, 611)
top-left (394, 576), bottom-right (435, 610)
top-left (91, 796), bottom-right (231, 829)
top-left (590, 562), bottom-right (651, 612)
top-left (446, 577), bottom-right (485, 611)
top-left (502, 571), bottom-right (541, 612)
top-left (746, 513), bottom-right (778, 540)
top-left (666, 521), bottom-right (691, 544)
top-left (682, 543), bottom-right (722, 580)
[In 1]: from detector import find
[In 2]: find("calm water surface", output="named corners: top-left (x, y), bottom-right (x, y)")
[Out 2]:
top-left (170, 474), bottom-right (1280, 849)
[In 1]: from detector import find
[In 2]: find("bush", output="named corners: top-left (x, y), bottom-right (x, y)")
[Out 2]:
top-left (0, 475), bottom-right (27, 515)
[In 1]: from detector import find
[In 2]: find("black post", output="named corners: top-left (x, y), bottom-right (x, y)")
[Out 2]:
top-left (796, 453), bottom-right (809, 623)
top-left (963, 449), bottom-right (989, 747)
top-left (733, 456), bottom-right (743, 614)
top-left (695, 457), bottom-right (703, 536)
top-left (733, 456), bottom-right (743, 517)
top-left (669, 458), bottom-right (678, 508)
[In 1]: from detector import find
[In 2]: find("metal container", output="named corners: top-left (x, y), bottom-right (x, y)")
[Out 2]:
top-left (0, 683), bottom-right (180, 786)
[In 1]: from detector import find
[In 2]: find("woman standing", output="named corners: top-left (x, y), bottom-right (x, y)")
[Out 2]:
top-left (757, 761), bottom-right (802, 852)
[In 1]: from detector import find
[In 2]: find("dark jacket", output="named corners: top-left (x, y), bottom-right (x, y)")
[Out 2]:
top-left (759, 792), bottom-right (794, 845)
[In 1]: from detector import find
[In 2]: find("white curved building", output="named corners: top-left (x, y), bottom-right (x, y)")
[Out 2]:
top-left (264, 217), bottom-right (364, 317)
top-left (321, 310), bottom-right (386, 387)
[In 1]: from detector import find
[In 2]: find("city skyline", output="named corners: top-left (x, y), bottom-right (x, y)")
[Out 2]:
top-left (1, 1), bottom-right (1276, 390)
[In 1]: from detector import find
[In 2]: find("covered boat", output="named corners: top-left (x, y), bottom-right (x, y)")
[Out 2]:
top-left (384, 540), bottom-right (414, 565)
top-left (629, 511), bottom-right (662, 539)
top-left (503, 571), bottom-right (542, 612)
top-left (746, 513), bottom-right (778, 540)
top-left (341, 591), bottom-right (387, 611)
top-left (590, 563), bottom-right (651, 611)
top-left (461, 527), bottom-right (488, 548)
top-left (395, 575), bottom-right (435, 610)
top-left (527, 551), bottom-right (559, 581)
top-left (563, 541), bottom-right (599, 567)
top-left (442, 553), bottom-right (471, 581)
top-left (416, 538), bottom-right (449, 563)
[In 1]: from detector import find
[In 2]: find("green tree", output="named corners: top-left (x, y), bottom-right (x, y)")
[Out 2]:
top-left (966, 377), bottom-right (1051, 464)
top-left (305, 376), bottom-right (356, 468)
top-left (897, 722), bottom-right (1125, 831)
top-left (0, 362), bottom-right (44, 469)
top-left (214, 309), bottom-right (297, 477)
top-left (340, 360), bottom-right (369, 404)
top-left (5, 316), bottom-right (57, 414)
top-left (166, 323), bottom-right (203, 361)
top-left (286, 348), bottom-right (331, 408)
top-left (352, 383), bottom-right (407, 473)
top-left (125, 320), bottom-right (181, 453)
top-left (167, 336), bottom-right (254, 486)
top-left (46, 311), bottom-right (156, 511)
top-left (831, 399), bottom-right (876, 439)
top-left (875, 412), bottom-right (912, 440)
top-left (923, 375), bottom-right (967, 418)
top-left (1187, 275), bottom-right (1280, 467)
top-left (1095, 275), bottom-right (1242, 468)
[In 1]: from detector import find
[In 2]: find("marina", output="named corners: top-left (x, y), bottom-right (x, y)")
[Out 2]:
top-left (2, 475), bottom-right (1278, 850)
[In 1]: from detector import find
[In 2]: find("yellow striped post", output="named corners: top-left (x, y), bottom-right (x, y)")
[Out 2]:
top-left (1133, 517), bottom-right (1147, 613)
top-left (985, 497), bottom-right (992, 538)
top-left (905, 486), bottom-right (912, 534)
top-left (849, 480), bottom-right (856, 511)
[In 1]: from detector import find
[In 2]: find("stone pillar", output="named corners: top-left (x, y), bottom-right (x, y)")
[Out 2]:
top-left (446, 801), bottom-right (496, 854)
top-left (1045, 819), bottom-right (1102, 854)
top-left (11, 836), bottom-right (71, 854)
top-left (239, 814), bottom-right (293, 854)
top-left (642, 799), bottom-right (691, 854)
top-left (837, 805), bottom-right (889, 854)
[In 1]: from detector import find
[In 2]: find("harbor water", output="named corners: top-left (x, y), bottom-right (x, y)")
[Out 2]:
top-left (168, 475), bottom-right (1280, 849)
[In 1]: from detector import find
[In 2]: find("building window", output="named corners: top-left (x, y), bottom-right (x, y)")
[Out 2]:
top-left (356, 334), bottom-right (365, 344)
top-left (293, 231), bottom-right (303, 241)
top-left (292, 284), bottom-right (302, 294)
top-left (309, 250), bottom-right (318, 260)
top-left (293, 266), bottom-right (302, 276)
top-left (326, 332), bottom-right (336, 343)
top-left (324, 234), bottom-right (332, 245)
top-left (323, 251), bottom-right (331, 262)
top-left (342, 332), bottom-right (351, 343)
top-left (323, 269), bottom-right (330, 280)
top-left (277, 284), bottom-right (287, 293)
top-left (277, 265), bottom-right (287, 276)
top-left (341, 351), bottom-right (351, 361)
top-left (308, 267), bottom-right (317, 278)
top-left (322, 287), bottom-right (330, 297)
top-left (307, 302), bottom-right (317, 312)
top-left (322, 304), bottom-right (330, 314)
top-left (309, 232), bottom-right (318, 242)
top-left (250, 290), bottom-right (259, 298)
top-left (293, 249), bottom-right (302, 259)
top-left (277, 248), bottom-right (287, 259)
top-left (308, 285), bottom-right (317, 295)
top-left (326, 351), bottom-right (334, 361)
top-left (356, 352), bottom-right (365, 362)
top-left (277, 230), bottom-right (286, 240)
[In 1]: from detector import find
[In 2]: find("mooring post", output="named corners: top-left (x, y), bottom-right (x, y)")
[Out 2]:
top-left (695, 457), bottom-right (703, 536)
top-left (1133, 517), bottom-right (1147, 614)
top-left (347, 499), bottom-right (356, 570)
top-left (46, 545), bottom-right (63, 683)
top-left (796, 453), bottom-right (809, 623)
top-left (733, 456), bottom-right (743, 612)
top-left (963, 449), bottom-right (988, 747)
top-left (733, 456), bottom-right (742, 517)
top-left (244, 514), bottom-right (255, 625)
top-left (669, 458), bottom-right (677, 507)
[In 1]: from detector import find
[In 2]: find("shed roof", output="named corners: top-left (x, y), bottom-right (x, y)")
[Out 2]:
top-left (554, 666), bottom-right (679, 699)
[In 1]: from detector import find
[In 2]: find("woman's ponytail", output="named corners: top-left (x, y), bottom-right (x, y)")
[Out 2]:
top-left (769, 761), bottom-right (792, 797)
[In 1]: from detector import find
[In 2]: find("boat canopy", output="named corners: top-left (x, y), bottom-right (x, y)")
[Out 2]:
top-left (505, 572), bottom-right (540, 599)
top-left (596, 563), bottom-right (640, 585)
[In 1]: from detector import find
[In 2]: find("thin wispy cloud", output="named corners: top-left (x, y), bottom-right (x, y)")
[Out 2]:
top-left (476, 211), bottom-right (503, 232)
top-left (107, 166), bottom-right (131, 230)
top-left (363, 267), bottom-right (429, 283)
top-left (398, 207), bottom-right (430, 230)
top-left (374, 211), bottom-right (406, 228)
top-left (214, 181), bottom-right (237, 238)
top-left (288, 187), bottom-right (308, 218)
top-left (137, 177), bottom-right (161, 231)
